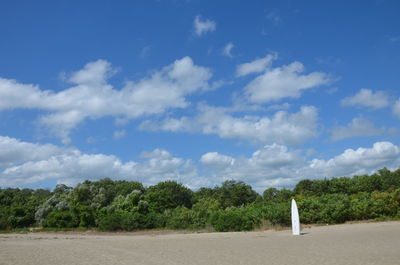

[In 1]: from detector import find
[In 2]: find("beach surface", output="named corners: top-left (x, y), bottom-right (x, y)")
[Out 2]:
top-left (1, 221), bottom-right (399, 265)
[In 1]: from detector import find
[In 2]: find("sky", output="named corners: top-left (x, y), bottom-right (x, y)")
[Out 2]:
top-left (0, 0), bottom-right (399, 192)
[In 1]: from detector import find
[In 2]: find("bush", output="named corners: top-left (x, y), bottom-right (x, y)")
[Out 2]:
top-left (192, 198), bottom-right (221, 228)
top-left (166, 207), bottom-right (195, 229)
top-left (211, 207), bottom-right (261, 232)
top-left (43, 211), bottom-right (77, 228)
top-left (98, 210), bottom-right (145, 231)
top-left (142, 211), bottom-right (166, 229)
top-left (98, 212), bottom-right (123, 231)
top-left (259, 202), bottom-right (291, 225)
top-left (120, 212), bottom-right (142, 231)
top-left (0, 208), bottom-right (11, 230)
top-left (72, 205), bottom-right (96, 227)
top-left (297, 194), bottom-right (350, 224)
top-left (9, 206), bottom-right (35, 228)
top-left (318, 194), bottom-right (350, 223)
top-left (369, 191), bottom-right (398, 217)
top-left (349, 192), bottom-right (373, 220)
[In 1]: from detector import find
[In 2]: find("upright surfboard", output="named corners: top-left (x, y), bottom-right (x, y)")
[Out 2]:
top-left (291, 199), bottom-right (300, 235)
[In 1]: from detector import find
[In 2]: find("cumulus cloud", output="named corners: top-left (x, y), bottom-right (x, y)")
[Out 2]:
top-left (193, 15), bottom-right (216, 36)
top-left (0, 57), bottom-right (213, 143)
top-left (305, 142), bottom-right (400, 179)
top-left (243, 58), bottom-right (330, 103)
top-left (330, 117), bottom-right (385, 141)
top-left (68, 59), bottom-right (116, 86)
top-left (341, 89), bottom-right (389, 109)
top-left (0, 136), bottom-right (198, 188)
top-left (236, 53), bottom-right (277, 77)
top-left (222, 42), bottom-right (234, 58)
top-left (200, 152), bottom-right (235, 169)
top-left (201, 142), bottom-right (400, 191)
top-left (140, 104), bottom-right (319, 146)
top-left (39, 111), bottom-right (86, 144)
top-left (200, 144), bottom-right (305, 190)
top-left (393, 98), bottom-right (400, 117)
top-left (1, 136), bottom-right (399, 192)
top-left (0, 136), bottom-right (65, 168)
top-left (0, 78), bottom-right (49, 110)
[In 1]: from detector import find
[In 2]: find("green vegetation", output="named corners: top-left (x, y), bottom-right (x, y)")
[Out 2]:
top-left (1, 168), bottom-right (400, 232)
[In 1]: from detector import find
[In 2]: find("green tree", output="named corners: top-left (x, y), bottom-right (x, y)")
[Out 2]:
top-left (215, 180), bottom-right (260, 208)
top-left (145, 181), bottom-right (193, 213)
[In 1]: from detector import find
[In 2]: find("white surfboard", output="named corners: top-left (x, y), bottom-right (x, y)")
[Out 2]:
top-left (291, 199), bottom-right (300, 235)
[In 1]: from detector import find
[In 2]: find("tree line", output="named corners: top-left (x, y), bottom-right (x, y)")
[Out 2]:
top-left (1, 168), bottom-right (399, 232)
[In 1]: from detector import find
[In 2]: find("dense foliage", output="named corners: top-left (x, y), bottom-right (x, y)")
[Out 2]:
top-left (1, 168), bottom-right (400, 232)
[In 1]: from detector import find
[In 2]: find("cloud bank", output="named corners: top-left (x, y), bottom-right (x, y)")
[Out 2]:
top-left (2, 136), bottom-right (398, 192)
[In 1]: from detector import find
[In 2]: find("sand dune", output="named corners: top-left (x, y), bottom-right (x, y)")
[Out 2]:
top-left (1, 221), bottom-right (399, 265)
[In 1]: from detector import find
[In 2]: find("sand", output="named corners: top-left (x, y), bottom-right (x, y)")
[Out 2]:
top-left (0, 221), bottom-right (399, 265)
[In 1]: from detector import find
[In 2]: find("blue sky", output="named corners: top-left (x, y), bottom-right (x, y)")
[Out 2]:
top-left (0, 0), bottom-right (399, 192)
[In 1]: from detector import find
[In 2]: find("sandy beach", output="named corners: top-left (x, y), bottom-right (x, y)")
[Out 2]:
top-left (0, 221), bottom-right (399, 265)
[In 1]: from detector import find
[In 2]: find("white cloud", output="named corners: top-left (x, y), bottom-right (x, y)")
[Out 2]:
top-left (0, 57), bottom-right (213, 143)
top-left (200, 142), bottom-right (400, 191)
top-left (222, 42), bottom-right (234, 58)
top-left (305, 142), bottom-right (400, 179)
top-left (140, 104), bottom-right (319, 146)
top-left (393, 98), bottom-right (400, 117)
top-left (244, 60), bottom-right (330, 103)
top-left (331, 117), bottom-right (385, 141)
top-left (200, 152), bottom-right (235, 169)
top-left (0, 136), bottom-right (198, 188)
top-left (68, 59), bottom-right (115, 86)
top-left (113, 130), bottom-right (126, 140)
top-left (1, 136), bottom-right (399, 192)
top-left (236, 53), bottom-right (277, 77)
top-left (39, 110), bottom-right (86, 144)
top-left (0, 136), bottom-right (65, 168)
top-left (200, 144), bottom-right (306, 190)
top-left (341, 89), bottom-right (389, 109)
top-left (193, 15), bottom-right (216, 36)
top-left (0, 78), bottom-right (49, 110)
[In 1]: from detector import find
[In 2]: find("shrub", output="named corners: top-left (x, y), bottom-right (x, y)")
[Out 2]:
top-left (98, 212), bottom-right (124, 231)
top-left (142, 211), bottom-right (166, 229)
top-left (211, 207), bottom-right (261, 232)
top-left (97, 210), bottom-right (144, 231)
top-left (166, 207), bottom-right (195, 229)
top-left (43, 211), bottom-right (77, 228)
top-left (192, 198), bottom-right (221, 228)
top-left (72, 205), bottom-right (96, 227)
top-left (318, 194), bottom-right (350, 223)
top-left (298, 194), bottom-right (350, 224)
top-left (0, 208), bottom-right (11, 230)
top-left (260, 202), bottom-right (291, 225)
top-left (120, 212), bottom-right (141, 231)
top-left (369, 191), bottom-right (398, 217)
